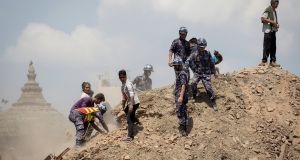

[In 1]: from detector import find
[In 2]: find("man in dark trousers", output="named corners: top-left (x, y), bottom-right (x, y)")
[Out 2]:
top-left (185, 38), bottom-right (218, 111)
top-left (260, 0), bottom-right (280, 67)
top-left (119, 70), bottom-right (141, 141)
top-left (172, 57), bottom-right (189, 136)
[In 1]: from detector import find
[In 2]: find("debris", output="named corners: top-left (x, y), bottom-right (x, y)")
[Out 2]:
top-left (124, 155), bottom-right (130, 160)
top-left (277, 141), bottom-right (287, 160)
top-left (44, 148), bottom-right (70, 160)
top-left (61, 66), bottom-right (300, 160)
top-left (267, 107), bottom-right (275, 112)
top-left (266, 118), bottom-right (273, 123)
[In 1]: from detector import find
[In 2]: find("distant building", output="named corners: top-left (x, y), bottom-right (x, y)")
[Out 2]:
top-left (0, 62), bottom-right (73, 160)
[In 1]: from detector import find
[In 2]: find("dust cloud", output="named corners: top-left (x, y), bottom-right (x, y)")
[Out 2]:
top-left (0, 107), bottom-right (74, 160)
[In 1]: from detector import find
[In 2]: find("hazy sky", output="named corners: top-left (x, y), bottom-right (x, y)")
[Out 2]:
top-left (0, 0), bottom-right (299, 114)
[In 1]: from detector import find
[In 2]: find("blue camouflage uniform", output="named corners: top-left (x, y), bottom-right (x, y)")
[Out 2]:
top-left (133, 75), bottom-right (152, 91)
top-left (170, 38), bottom-right (191, 81)
top-left (69, 107), bottom-right (104, 145)
top-left (174, 70), bottom-right (189, 126)
top-left (170, 38), bottom-right (191, 63)
top-left (185, 50), bottom-right (216, 101)
top-left (189, 45), bottom-right (199, 74)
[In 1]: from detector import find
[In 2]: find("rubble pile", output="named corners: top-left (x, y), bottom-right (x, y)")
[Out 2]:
top-left (64, 66), bottom-right (300, 160)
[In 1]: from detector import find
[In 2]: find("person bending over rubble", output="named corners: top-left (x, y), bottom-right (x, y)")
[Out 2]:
top-left (119, 69), bottom-right (141, 141)
top-left (69, 93), bottom-right (109, 146)
top-left (172, 57), bottom-right (189, 136)
top-left (185, 38), bottom-right (218, 111)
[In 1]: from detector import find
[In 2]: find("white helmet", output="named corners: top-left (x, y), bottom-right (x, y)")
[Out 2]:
top-left (179, 27), bottom-right (188, 33)
top-left (143, 64), bottom-right (154, 72)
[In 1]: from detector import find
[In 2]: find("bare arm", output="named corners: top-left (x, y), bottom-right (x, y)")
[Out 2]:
top-left (178, 84), bottom-right (186, 104)
top-left (93, 112), bottom-right (109, 132)
top-left (99, 120), bottom-right (109, 133)
top-left (261, 17), bottom-right (277, 25)
top-left (129, 96), bottom-right (134, 113)
top-left (168, 50), bottom-right (173, 66)
top-left (91, 123), bottom-right (104, 133)
top-left (122, 99), bottom-right (126, 110)
top-left (180, 85), bottom-right (186, 98)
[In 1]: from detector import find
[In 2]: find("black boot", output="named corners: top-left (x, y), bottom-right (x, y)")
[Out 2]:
top-left (192, 93), bottom-right (197, 99)
top-left (179, 125), bottom-right (187, 136)
top-left (212, 100), bottom-right (218, 111)
top-left (76, 139), bottom-right (85, 146)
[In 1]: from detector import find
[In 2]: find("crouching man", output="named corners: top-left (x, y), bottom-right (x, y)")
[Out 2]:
top-left (69, 93), bottom-right (109, 146)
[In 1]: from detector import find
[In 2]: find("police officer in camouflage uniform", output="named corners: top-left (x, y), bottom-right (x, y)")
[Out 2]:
top-left (185, 38), bottom-right (218, 111)
top-left (168, 27), bottom-right (191, 79)
top-left (172, 57), bottom-right (189, 136)
top-left (69, 93), bottom-right (109, 146)
top-left (133, 64), bottom-right (154, 91)
top-left (188, 38), bottom-right (199, 74)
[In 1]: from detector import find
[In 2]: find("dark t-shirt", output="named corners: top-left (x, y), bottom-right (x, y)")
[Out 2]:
top-left (70, 97), bottom-right (94, 111)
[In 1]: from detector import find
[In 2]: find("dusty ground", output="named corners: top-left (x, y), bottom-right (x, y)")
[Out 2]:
top-left (63, 65), bottom-right (300, 160)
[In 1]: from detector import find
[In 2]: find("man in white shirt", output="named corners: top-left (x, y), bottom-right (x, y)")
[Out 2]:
top-left (119, 69), bottom-right (141, 141)
top-left (260, 0), bottom-right (280, 67)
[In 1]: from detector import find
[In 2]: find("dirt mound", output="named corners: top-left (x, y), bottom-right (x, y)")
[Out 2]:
top-left (63, 66), bottom-right (300, 160)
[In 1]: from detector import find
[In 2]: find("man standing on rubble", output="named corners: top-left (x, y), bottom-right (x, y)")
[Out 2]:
top-left (119, 69), bottom-right (141, 141)
top-left (169, 27), bottom-right (191, 79)
top-left (172, 57), bottom-right (189, 136)
top-left (260, 0), bottom-right (280, 67)
top-left (185, 38), bottom-right (218, 111)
